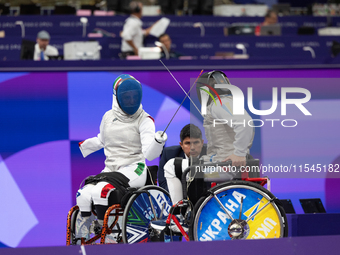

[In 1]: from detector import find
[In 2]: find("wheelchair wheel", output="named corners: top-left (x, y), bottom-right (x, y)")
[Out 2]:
top-left (122, 185), bottom-right (172, 243)
top-left (66, 206), bottom-right (79, 245)
top-left (67, 206), bottom-right (101, 245)
top-left (190, 180), bottom-right (288, 241)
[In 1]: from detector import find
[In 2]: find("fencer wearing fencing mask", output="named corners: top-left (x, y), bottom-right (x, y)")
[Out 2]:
top-left (196, 71), bottom-right (254, 166)
top-left (114, 74), bottom-right (142, 116)
top-left (76, 74), bottom-right (167, 240)
top-left (79, 74), bottom-right (167, 172)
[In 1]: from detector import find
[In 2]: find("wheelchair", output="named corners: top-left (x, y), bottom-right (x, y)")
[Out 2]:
top-left (157, 159), bottom-right (288, 242)
top-left (66, 166), bottom-right (172, 245)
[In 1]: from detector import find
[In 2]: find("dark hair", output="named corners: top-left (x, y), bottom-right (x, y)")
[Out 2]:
top-left (129, 1), bottom-right (142, 14)
top-left (158, 33), bottom-right (169, 41)
top-left (265, 10), bottom-right (277, 18)
top-left (180, 124), bottom-right (202, 142)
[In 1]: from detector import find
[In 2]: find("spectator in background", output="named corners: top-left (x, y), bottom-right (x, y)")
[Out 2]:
top-left (158, 33), bottom-right (183, 59)
top-left (34, 30), bottom-right (58, 61)
top-left (255, 10), bottom-right (278, 36)
top-left (120, 1), bottom-right (153, 59)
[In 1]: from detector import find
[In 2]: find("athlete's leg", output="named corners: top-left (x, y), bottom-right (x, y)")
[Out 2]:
top-left (76, 184), bottom-right (94, 239)
top-left (116, 163), bottom-right (147, 188)
top-left (91, 181), bottom-right (113, 222)
top-left (166, 177), bottom-right (183, 205)
top-left (91, 162), bottom-right (149, 223)
top-left (164, 158), bottom-right (189, 204)
top-left (151, 159), bottom-right (190, 232)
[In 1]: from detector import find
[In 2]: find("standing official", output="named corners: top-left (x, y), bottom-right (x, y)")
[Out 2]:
top-left (120, 1), bottom-right (153, 58)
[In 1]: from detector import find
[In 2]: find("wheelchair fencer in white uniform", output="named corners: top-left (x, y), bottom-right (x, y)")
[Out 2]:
top-left (151, 71), bottom-right (288, 241)
top-left (75, 74), bottom-right (168, 242)
top-left (153, 70), bottom-right (254, 213)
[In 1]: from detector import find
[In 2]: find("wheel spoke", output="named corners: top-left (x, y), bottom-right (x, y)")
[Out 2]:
top-left (147, 194), bottom-right (157, 220)
top-left (193, 184), bottom-right (286, 241)
top-left (246, 200), bottom-right (272, 222)
top-left (239, 197), bottom-right (243, 220)
top-left (213, 194), bottom-right (234, 221)
top-left (122, 186), bottom-right (172, 243)
top-left (159, 202), bottom-right (165, 220)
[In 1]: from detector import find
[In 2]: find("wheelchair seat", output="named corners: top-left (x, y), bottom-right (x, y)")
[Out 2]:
top-left (66, 165), bottom-right (172, 245)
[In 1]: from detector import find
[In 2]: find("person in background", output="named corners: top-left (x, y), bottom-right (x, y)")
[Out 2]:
top-left (158, 33), bottom-right (183, 59)
top-left (33, 30), bottom-right (58, 61)
top-left (158, 123), bottom-right (206, 192)
top-left (255, 10), bottom-right (278, 36)
top-left (120, 1), bottom-right (153, 58)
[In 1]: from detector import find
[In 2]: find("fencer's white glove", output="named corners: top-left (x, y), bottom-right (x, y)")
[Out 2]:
top-left (155, 131), bottom-right (168, 143)
top-left (144, 131), bottom-right (167, 161)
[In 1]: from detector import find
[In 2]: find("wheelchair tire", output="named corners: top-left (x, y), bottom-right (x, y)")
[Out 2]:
top-left (69, 206), bottom-right (80, 245)
top-left (122, 185), bottom-right (172, 244)
top-left (190, 180), bottom-right (288, 241)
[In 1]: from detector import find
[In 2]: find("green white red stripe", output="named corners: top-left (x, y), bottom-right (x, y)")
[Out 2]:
top-left (113, 77), bottom-right (123, 92)
top-left (199, 83), bottom-right (222, 106)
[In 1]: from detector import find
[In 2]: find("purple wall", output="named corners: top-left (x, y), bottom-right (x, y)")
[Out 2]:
top-left (0, 69), bottom-right (339, 247)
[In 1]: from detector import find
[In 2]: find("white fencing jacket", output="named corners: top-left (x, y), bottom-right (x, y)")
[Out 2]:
top-left (79, 95), bottom-right (164, 172)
